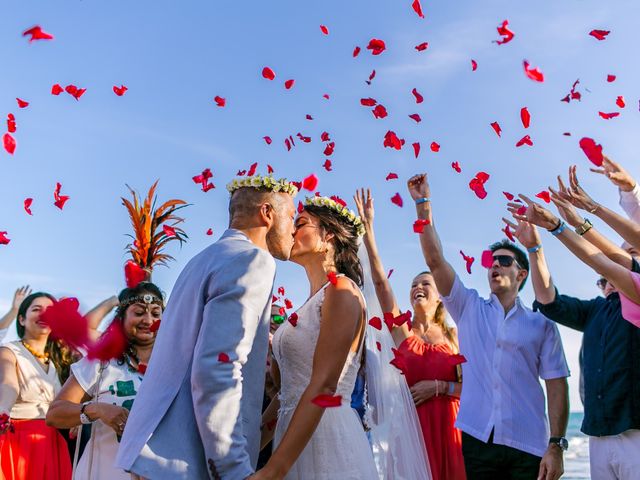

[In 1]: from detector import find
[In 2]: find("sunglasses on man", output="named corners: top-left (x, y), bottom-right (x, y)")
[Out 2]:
top-left (492, 255), bottom-right (523, 270)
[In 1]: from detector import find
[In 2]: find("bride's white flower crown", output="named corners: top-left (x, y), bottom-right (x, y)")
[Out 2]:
top-left (226, 174), bottom-right (299, 196)
top-left (304, 196), bottom-right (365, 237)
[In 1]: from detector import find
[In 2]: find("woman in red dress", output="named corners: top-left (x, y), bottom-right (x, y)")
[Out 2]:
top-left (355, 189), bottom-right (466, 480)
top-left (0, 292), bottom-right (72, 480)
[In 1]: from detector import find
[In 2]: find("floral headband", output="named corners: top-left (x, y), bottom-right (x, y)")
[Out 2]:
top-left (304, 196), bottom-right (365, 237)
top-left (226, 174), bottom-right (299, 196)
top-left (119, 294), bottom-right (164, 311)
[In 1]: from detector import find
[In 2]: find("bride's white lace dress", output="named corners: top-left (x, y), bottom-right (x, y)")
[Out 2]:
top-left (272, 280), bottom-right (378, 479)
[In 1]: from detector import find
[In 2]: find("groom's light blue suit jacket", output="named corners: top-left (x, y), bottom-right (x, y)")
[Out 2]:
top-left (116, 229), bottom-right (276, 479)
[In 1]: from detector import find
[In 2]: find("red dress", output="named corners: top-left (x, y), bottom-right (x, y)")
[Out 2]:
top-left (398, 335), bottom-right (466, 480)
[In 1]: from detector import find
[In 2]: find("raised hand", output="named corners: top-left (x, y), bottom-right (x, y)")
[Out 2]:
top-left (12, 286), bottom-right (31, 311)
top-left (502, 217), bottom-right (541, 249)
top-left (549, 177), bottom-right (585, 228)
top-left (353, 188), bottom-right (374, 231)
top-left (507, 195), bottom-right (560, 231)
top-left (590, 155), bottom-right (636, 192)
top-left (407, 174), bottom-right (431, 201)
top-left (564, 165), bottom-right (600, 213)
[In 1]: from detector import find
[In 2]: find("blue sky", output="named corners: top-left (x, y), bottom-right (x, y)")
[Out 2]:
top-left (2, 0), bottom-right (639, 411)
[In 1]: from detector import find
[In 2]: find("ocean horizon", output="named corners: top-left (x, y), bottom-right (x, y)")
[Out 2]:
top-left (565, 411), bottom-right (589, 479)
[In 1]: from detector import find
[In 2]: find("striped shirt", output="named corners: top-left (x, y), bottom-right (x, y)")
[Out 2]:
top-left (442, 275), bottom-right (569, 457)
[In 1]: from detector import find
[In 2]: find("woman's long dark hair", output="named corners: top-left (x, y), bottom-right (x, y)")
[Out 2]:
top-left (304, 204), bottom-right (363, 287)
top-left (17, 292), bottom-right (77, 384)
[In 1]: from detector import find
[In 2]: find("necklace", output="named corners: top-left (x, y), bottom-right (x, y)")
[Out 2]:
top-left (122, 347), bottom-right (147, 375)
top-left (21, 340), bottom-right (50, 364)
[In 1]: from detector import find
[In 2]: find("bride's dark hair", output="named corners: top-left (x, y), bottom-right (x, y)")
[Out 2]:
top-left (304, 204), bottom-right (363, 287)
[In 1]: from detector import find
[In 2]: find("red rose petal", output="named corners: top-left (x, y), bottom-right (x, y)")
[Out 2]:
top-left (206, 228), bottom-right (213, 236)
top-left (87, 321), bottom-right (127, 361)
top-left (360, 97), bottom-right (377, 106)
top-left (263, 136), bottom-right (272, 145)
top-left (430, 142), bottom-right (440, 152)
top-left (523, 60), bottom-right (544, 82)
top-left (390, 348), bottom-right (407, 373)
top-left (22, 25), bottom-right (54, 42)
top-left (481, 250), bottom-right (494, 269)
top-left (598, 111), bottom-right (619, 120)
top-left (408, 113), bottom-right (422, 123)
top-left (516, 135), bottom-right (533, 147)
top-left (376, 341), bottom-right (381, 351)
top-left (218, 352), bottom-right (231, 363)
top-left (579, 137), bottom-right (604, 166)
top-left (124, 260), bottom-right (146, 288)
top-left (494, 20), bottom-right (515, 45)
top-left (284, 298), bottom-right (293, 309)
top-left (284, 79), bottom-right (295, 90)
top-left (367, 69), bottom-right (376, 84)
top-left (320, 25), bottom-right (329, 35)
top-left (387, 269), bottom-right (394, 279)
top-left (415, 42), bottom-right (429, 51)
top-left (324, 142), bottom-right (335, 156)
top-left (383, 130), bottom-right (403, 150)
top-left (277, 287), bottom-right (285, 296)
top-left (412, 88), bottom-right (424, 103)
top-left (51, 84), bottom-right (63, 95)
top-left (589, 29), bottom-right (610, 41)
top-left (113, 85), bottom-right (128, 96)
top-left (503, 225), bottom-right (515, 242)
top-left (490, 121), bottom-right (502, 137)
top-left (16, 98), bottom-right (29, 108)
top-left (3, 133), bottom-right (16, 155)
top-left (607, 74), bottom-right (616, 83)
top-left (616, 96), bottom-right (625, 108)
top-left (520, 107), bottom-right (531, 128)
top-left (302, 174), bottom-right (319, 191)
top-left (502, 191), bottom-right (515, 201)
top-left (163, 225), bottom-right (177, 237)
top-left (214, 96), bottom-right (226, 107)
top-left (451, 161), bottom-right (462, 173)
top-left (288, 312), bottom-right (298, 327)
top-left (413, 218), bottom-right (431, 233)
top-left (353, 46), bottom-right (361, 57)
top-left (385, 172), bottom-right (398, 181)
top-left (391, 193), bottom-right (403, 207)
top-left (323, 159), bottom-right (332, 172)
top-left (262, 67), bottom-right (276, 80)
top-left (366, 38), bottom-right (386, 55)
top-left (368, 316), bottom-right (382, 330)
top-left (311, 394), bottom-right (342, 408)
top-left (536, 190), bottom-right (551, 203)
top-left (412, 0), bottom-right (425, 18)
top-left (327, 272), bottom-right (338, 285)
top-left (0, 232), bottom-right (10, 245)
top-left (412, 142), bottom-right (420, 158)
top-left (459, 250), bottom-right (475, 274)
top-left (372, 104), bottom-right (388, 119)
top-left (469, 172), bottom-right (490, 199)
top-left (24, 198), bottom-right (33, 215)
top-left (471, 59), bottom-right (478, 71)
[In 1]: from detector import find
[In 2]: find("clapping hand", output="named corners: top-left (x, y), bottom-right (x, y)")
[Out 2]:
top-left (507, 195), bottom-right (561, 231)
top-left (590, 155), bottom-right (636, 192)
top-left (354, 188), bottom-right (374, 231)
top-left (407, 174), bottom-right (431, 201)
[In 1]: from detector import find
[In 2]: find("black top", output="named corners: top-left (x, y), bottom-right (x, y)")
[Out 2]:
top-left (533, 260), bottom-right (640, 437)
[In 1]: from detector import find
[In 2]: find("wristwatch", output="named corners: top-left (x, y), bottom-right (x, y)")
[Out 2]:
top-left (549, 436), bottom-right (568, 451)
top-left (80, 402), bottom-right (95, 425)
top-left (574, 219), bottom-right (593, 236)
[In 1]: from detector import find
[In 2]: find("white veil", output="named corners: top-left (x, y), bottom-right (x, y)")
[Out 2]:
top-left (359, 245), bottom-right (433, 480)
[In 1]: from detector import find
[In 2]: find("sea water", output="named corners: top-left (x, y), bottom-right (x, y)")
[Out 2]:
top-left (564, 412), bottom-right (590, 479)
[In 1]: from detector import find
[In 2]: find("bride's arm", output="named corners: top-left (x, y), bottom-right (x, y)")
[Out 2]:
top-left (255, 277), bottom-right (363, 479)
top-left (354, 189), bottom-right (411, 346)
top-left (260, 360), bottom-right (281, 450)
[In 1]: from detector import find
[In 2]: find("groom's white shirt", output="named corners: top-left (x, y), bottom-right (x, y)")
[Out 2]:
top-left (116, 229), bottom-right (276, 479)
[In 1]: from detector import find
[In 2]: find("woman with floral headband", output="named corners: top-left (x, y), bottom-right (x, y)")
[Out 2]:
top-left (46, 282), bottom-right (164, 480)
top-left (254, 196), bottom-right (430, 480)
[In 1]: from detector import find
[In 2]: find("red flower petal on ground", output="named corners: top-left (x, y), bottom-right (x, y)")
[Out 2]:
top-left (206, 228), bottom-right (213, 236)
top-left (520, 107), bottom-right (531, 128)
top-left (51, 84), bottom-right (63, 95)
top-left (353, 46), bottom-right (361, 57)
top-left (412, 88), bottom-right (424, 103)
top-left (391, 193), bottom-right (403, 207)
top-left (386, 172), bottom-right (398, 181)
top-left (366, 38), bottom-right (386, 55)
top-left (451, 162), bottom-right (462, 173)
top-left (369, 317), bottom-right (382, 330)
top-left (372, 104), bottom-right (388, 119)
top-left (383, 130), bottom-right (403, 150)
top-left (3, 133), bottom-right (16, 155)
top-left (503, 225), bottom-right (515, 242)
top-left (302, 174), bottom-right (319, 191)
top-left (163, 225), bottom-right (177, 237)
top-left (415, 42), bottom-right (429, 51)
top-left (523, 60), bottom-right (544, 82)
top-left (323, 159), bottom-right (332, 171)
top-left (22, 25), bottom-right (54, 42)
top-left (360, 97), bottom-right (377, 106)
top-left (262, 67), bottom-right (276, 80)
top-left (24, 198), bottom-right (33, 215)
top-left (0, 232), bottom-right (10, 245)
top-left (490, 122), bottom-right (502, 137)
top-left (284, 79), bottom-right (295, 90)
top-left (502, 191), bottom-right (515, 201)
top-left (412, 0), bottom-right (425, 18)
top-left (218, 352), bottom-right (230, 363)
top-left (288, 312), bottom-right (299, 327)
top-left (16, 98), bottom-right (29, 108)
top-left (460, 250), bottom-right (475, 274)
top-left (263, 136), bottom-right (272, 145)
top-left (589, 29), bottom-right (610, 41)
top-left (87, 321), bottom-right (127, 361)
top-left (598, 111), bottom-right (619, 120)
top-left (320, 25), bottom-right (329, 35)
top-left (430, 142), bottom-right (440, 152)
top-left (579, 137), bottom-right (604, 166)
top-left (150, 320), bottom-right (161, 333)
top-left (214, 96), bottom-right (226, 107)
top-left (607, 74), bottom-right (616, 83)
top-left (113, 85), bottom-right (128, 96)
top-left (516, 135), bottom-right (533, 147)
top-left (312, 394), bottom-right (342, 408)
top-left (327, 272), bottom-right (338, 285)
top-left (408, 113), bottom-right (421, 123)
top-left (481, 250), bottom-right (494, 269)
top-left (124, 260), bottom-right (147, 288)
top-left (616, 96), bottom-right (625, 108)
top-left (471, 59), bottom-right (478, 71)
top-left (536, 190), bottom-right (551, 203)
top-left (413, 218), bottom-right (431, 233)
top-left (412, 142), bottom-right (420, 158)
top-left (494, 20), bottom-right (515, 45)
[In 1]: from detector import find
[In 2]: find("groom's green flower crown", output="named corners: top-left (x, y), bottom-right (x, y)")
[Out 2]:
top-left (304, 196), bottom-right (365, 237)
top-left (226, 175), bottom-right (299, 196)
